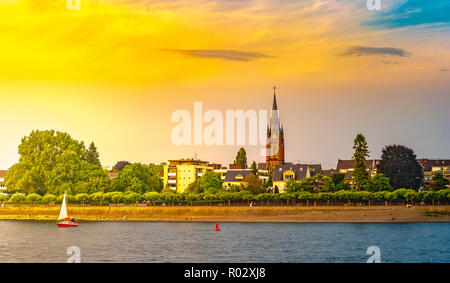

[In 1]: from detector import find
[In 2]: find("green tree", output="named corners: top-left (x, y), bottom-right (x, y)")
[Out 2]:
top-left (6, 164), bottom-right (43, 195)
top-left (335, 182), bottom-right (351, 191)
top-left (124, 192), bottom-right (141, 205)
top-left (5, 130), bottom-right (111, 196)
top-left (367, 174), bottom-right (393, 192)
top-left (331, 173), bottom-right (350, 191)
top-left (294, 175), bottom-right (335, 193)
top-left (186, 171), bottom-right (222, 194)
top-left (352, 133), bottom-right (370, 191)
top-left (111, 192), bottom-right (124, 205)
top-left (429, 172), bottom-right (449, 191)
top-left (85, 142), bottom-right (101, 167)
top-left (250, 161), bottom-right (258, 175)
top-left (90, 192), bottom-right (105, 205)
top-left (243, 174), bottom-right (265, 194)
top-left (113, 163), bottom-right (163, 194)
top-left (143, 192), bottom-right (161, 206)
top-left (379, 145), bottom-right (423, 190)
top-left (42, 194), bottom-right (56, 204)
top-left (148, 163), bottom-right (164, 176)
top-left (331, 173), bottom-right (345, 186)
top-left (286, 180), bottom-right (302, 193)
top-left (27, 193), bottom-right (42, 204)
top-left (46, 152), bottom-right (109, 195)
top-left (76, 193), bottom-right (90, 205)
top-left (9, 193), bottom-right (26, 203)
top-left (103, 192), bottom-right (117, 204)
top-left (0, 194), bottom-right (9, 203)
top-left (234, 147), bottom-right (247, 168)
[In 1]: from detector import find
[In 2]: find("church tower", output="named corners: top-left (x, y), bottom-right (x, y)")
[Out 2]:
top-left (266, 86), bottom-right (285, 171)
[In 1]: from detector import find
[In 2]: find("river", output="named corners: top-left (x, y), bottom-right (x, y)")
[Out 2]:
top-left (0, 221), bottom-right (448, 262)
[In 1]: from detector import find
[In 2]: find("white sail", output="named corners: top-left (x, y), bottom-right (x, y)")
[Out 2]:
top-left (58, 192), bottom-right (69, 220)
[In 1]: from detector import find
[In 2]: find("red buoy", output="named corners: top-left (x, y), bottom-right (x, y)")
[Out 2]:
top-left (215, 222), bottom-right (220, 231)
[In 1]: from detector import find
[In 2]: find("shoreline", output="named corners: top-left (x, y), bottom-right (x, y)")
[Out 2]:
top-left (0, 205), bottom-right (449, 223)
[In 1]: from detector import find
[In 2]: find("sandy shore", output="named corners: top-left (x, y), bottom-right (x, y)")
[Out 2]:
top-left (0, 205), bottom-right (449, 223)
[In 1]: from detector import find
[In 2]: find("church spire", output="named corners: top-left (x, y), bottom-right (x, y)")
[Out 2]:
top-left (272, 85), bottom-right (278, 110)
top-left (266, 85), bottom-right (285, 171)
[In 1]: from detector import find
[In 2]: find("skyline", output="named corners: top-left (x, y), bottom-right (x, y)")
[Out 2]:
top-left (1, 0), bottom-right (449, 169)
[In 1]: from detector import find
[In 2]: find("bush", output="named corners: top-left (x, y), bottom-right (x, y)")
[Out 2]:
top-left (103, 192), bottom-right (117, 204)
top-left (27, 193), bottom-right (42, 204)
top-left (76, 193), bottom-right (90, 205)
top-left (9, 193), bottom-right (26, 203)
top-left (42, 194), bottom-right (57, 204)
top-left (57, 194), bottom-right (75, 203)
top-left (143, 192), bottom-right (161, 205)
top-left (0, 194), bottom-right (10, 202)
top-left (90, 192), bottom-right (105, 205)
top-left (160, 192), bottom-right (176, 204)
top-left (110, 192), bottom-right (124, 205)
top-left (124, 192), bottom-right (142, 205)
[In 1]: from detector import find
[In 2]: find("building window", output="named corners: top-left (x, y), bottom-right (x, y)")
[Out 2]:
top-left (284, 174), bottom-right (294, 181)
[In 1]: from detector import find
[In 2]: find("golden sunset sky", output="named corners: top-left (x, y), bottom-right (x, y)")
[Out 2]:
top-left (1, 0), bottom-right (449, 169)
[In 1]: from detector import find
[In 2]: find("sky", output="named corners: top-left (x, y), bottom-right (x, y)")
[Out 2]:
top-left (0, 0), bottom-right (449, 169)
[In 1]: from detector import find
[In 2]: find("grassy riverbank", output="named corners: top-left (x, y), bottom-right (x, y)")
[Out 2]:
top-left (0, 205), bottom-right (449, 222)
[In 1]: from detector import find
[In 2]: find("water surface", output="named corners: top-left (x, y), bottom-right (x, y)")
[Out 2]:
top-left (0, 221), bottom-right (448, 262)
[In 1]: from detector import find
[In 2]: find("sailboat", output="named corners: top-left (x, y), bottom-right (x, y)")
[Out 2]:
top-left (56, 192), bottom-right (78, 227)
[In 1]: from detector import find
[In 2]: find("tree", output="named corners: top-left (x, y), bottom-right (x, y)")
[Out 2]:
top-left (111, 192), bottom-right (124, 205)
top-left (43, 150), bottom-right (109, 195)
top-left (234, 147), bottom-right (247, 168)
top-left (113, 161), bottom-right (132, 172)
top-left (367, 174), bottom-right (393, 192)
top-left (85, 142), bottom-right (101, 167)
top-left (379, 145), bottom-right (423, 190)
top-left (76, 193), bottom-right (89, 205)
top-left (113, 163), bottom-right (163, 194)
top-left (331, 173), bottom-right (350, 191)
top-left (298, 174), bottom-right (335, 193)
top-left (243, 174), bottom-right (265, 194)
top-left (266, 173), bottom-right (273, 189)
top-left (6, 130), bottom-right (87, 195)
top-left (42, 194), bottom-right (56, 204)
top-left (143, 192), bottom-right (161, 206)
top-left (0, 194), bottom-right (9, 203)
top-left (352, 133), bottom-right (370, 191)
top-left (250, 161), bottom-right (258, 175)
top-left (124, 192), bottom-right (141, 205)
top-left (148, 163), bottom-right (164, 176)
top-left (186, 171), bottom-right (222, 194)
top-left (27, 193), bottom-right (42, 205)
top-left (429, 172), bottom-right (449, 191)
top-left (9, 193), bottom-right (26, 203)
top-left (335, 181), bottom-right (351, 191)
top-left (90, 192), bottom-right (105, 205)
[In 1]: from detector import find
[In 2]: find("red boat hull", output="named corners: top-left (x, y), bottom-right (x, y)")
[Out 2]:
top-left (57, 222), bottom-right (78, 228)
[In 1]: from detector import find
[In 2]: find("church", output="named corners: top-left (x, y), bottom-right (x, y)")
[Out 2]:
top-left (266, 87), bottom-right (285, 171)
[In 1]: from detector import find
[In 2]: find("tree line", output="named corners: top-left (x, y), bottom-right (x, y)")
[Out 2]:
top-left (2, 188), bottom-right (449, 206)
